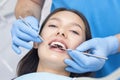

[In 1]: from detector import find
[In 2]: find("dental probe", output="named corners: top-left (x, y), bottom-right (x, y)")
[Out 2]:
top-left (83, 52), bottom-right (108, 60)
top-left (19, 16), bottom-right (44, 41)
top-left (66, 49), bottom-right (108, 60)
top-left (50, 44), bottom-right (108, 60)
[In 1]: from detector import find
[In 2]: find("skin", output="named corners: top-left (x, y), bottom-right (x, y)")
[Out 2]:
top-left (15, 0), bottom-right (44, 20)
top-left (36, 11), bottom-right (86, 76)
top-left (15, 0), bottom-right (120, 51)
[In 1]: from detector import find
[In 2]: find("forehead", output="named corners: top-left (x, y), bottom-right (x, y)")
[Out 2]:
top-left (49, 11), bottom-right (82, 20)
top-left (47, 10), bottom-right (85, 30)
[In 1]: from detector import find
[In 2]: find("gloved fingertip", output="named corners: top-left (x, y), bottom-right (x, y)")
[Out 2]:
top-left (65, 67), bottom-right (71, 72)
top-left (38, 35), bottom-right (44, 41)
top-left (16, 50), bottom-right (21, 55)
top-left (64, 59), bottom-right (72, 65)
top-left (34, 37), bottom-right (42, 42)
top-left (12, 45), bottom-right (21, 54)
top-left (67, 49), bottom-right (72, 52)
top-left (14, 48), bottom-right (21, 54)
top-left (64, 59), bottom-right (69, 63)
top-left (65, 67), bottom-right (68, 71)
top-left (27, 45), bottom-right (33, 50)
top-left (23, 44), bottom-right (33, 50)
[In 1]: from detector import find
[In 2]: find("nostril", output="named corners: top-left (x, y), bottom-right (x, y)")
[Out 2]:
top-left (57, 32), bottom-right (66, 38)
top-left (57, 32), bottom-right (60, 35)
top-left (62, 33), bottom-right (65, 37)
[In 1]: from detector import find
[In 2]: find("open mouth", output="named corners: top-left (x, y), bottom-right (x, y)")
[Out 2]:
top-left (49, 41), bottom-right (67, 51)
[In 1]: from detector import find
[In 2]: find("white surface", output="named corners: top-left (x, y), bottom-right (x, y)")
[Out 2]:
top-left (0, 0), bottom-right (27, 80)
top-left (0, 0), bottom-right (119, 80)
top-left (0, 0), bottom-right (15, 16)
top-left (0, 0), bottom-right (51, 80)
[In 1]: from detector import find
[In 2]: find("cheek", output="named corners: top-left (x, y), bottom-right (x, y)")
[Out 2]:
top-left (41, 28), bottom-right (49, 38)
top-left (68, 35), bottom-right (85, 49)
top-left (37, 43), bottom-right (46, 58)
top-left (37, 42), bottom-right (71, 67)
top-left (40, 27), bottom-right (56, 40)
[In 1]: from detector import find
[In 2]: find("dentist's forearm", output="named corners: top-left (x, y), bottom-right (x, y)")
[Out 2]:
top-left (15, 0), bottom-right (45, 20)
top-left (115, 34), bottom-right (120, 52)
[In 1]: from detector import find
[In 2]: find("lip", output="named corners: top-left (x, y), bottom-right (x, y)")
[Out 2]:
top-left (48, 38), bottom-right (68, 52)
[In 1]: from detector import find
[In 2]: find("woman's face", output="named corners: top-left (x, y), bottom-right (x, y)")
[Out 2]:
top-left (37, 11), bottom-right (86, 68)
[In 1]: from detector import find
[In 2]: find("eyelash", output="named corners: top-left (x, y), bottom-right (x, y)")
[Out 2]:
top-left (71, 30), bottom-right (79, 35)
top-left (48, 25), bottom-right (57, 27)
top-left (48, 25), bottom-right (79, 35)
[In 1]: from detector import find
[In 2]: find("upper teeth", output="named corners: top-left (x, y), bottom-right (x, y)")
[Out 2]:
top-left (50, 42), bottom-right (66, 50)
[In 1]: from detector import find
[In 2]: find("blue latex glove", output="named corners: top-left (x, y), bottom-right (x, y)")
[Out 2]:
top-left (65, 36), bottom-right (119, 73)
top-left (11, 16), bottom-right (42, 54)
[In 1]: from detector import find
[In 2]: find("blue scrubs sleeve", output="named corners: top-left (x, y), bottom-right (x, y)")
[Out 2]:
top-left (51, 0), bottom-right (120, 77)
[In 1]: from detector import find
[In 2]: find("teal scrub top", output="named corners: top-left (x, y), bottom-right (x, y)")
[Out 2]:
top-left (51, 0), bottom-right (120, 77)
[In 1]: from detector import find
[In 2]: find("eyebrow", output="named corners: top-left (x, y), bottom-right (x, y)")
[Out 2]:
top-left (49, 18), bottom-right (61, 21)
top-left (71, 23), bottom-right (83, 30)
top-left (49, 17), bottom-right (83, 30)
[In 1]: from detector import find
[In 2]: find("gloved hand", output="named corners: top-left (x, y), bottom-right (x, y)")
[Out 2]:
top-left (65, 36), bottom-right (119, 73)
top-left (11, 16), bottom-right (42, 54)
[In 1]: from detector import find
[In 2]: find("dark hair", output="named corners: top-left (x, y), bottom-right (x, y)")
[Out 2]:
top-left (16, 8), bottom-right (92, 78)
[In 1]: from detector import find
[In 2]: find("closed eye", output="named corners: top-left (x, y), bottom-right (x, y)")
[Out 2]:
top-left (48, 25), bottom-right (57, 27)
top-left (71, 30), bottom-right (79, 35)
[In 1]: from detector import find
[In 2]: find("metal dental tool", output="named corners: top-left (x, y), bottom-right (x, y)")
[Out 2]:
top-left (19, 16), bottom-right (44, 41)
top-left (83, 52), bottom-right (108, 60)
top-left (19, 16), bottom-right (108, 60)
top-left (52, 45), bottom-right (108, 60)
top-left (66, 49), bottom-right (108, 60)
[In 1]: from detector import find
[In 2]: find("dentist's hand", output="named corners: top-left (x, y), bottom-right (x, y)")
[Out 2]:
top-left (65, 36), bottom-right (119, 73)
top-left (11, 16), bottom-right (42, 54)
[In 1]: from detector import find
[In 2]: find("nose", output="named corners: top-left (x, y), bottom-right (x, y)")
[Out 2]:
top-left (56, 31), bottom-right (67, 38)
